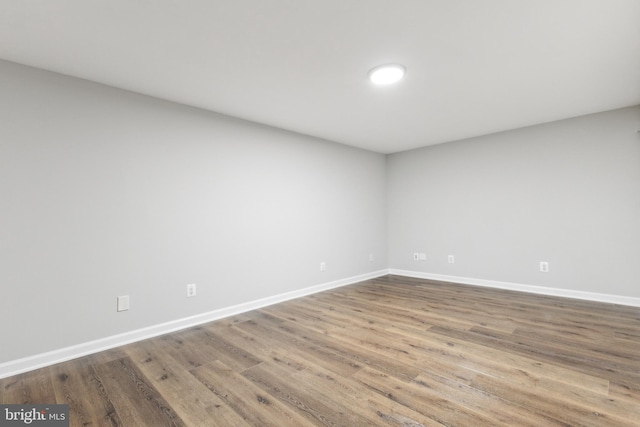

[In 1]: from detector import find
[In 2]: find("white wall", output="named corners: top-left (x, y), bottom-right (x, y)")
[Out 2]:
top-left (0, 60), bottom-right (387, 363)
top-left (388, 106), bottom-right (640, 298)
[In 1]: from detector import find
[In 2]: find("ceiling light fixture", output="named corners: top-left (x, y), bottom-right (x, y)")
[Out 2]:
top-left (368, 64), bottom-right (406, 85)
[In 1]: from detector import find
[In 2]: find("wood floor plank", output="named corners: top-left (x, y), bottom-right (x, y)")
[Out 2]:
top-left (609, 381), bottom-right (640, 404)
top-left (191, 360), bottom-right (316, 427)
top-left (332, 323), bottom-right (591, 425)
top-left (512, 326), bottom-right (640, 361)
top-left (195, 327), bottom-right (263, 372)
top-left (123, 339), bottom-right (250, 427)
top-left (235, 310), bottom-right (422, 381)
top-left (241, 359), bottom-right (368, 426)
top-left (1, 368), bottom-right (57, 404)
top-left (304, 292), bottom-right (477, 332)
top-left (434, 325), bottom-right (640, 384)
top-left (326, 313), bottom-right (613, 412)
top-left (92, 357), bottom-right (186, 426)
top-left (149, 331), bottom-right (211, 370)
top-left (385, 323), bottom-right (612, 395)
top-left (308, 290), bottom-right (454, 332)
top-left (353, 366), bottom-right (503, 427)
top-left (280, 353), bottom-right (433, 426)
top-left (343, 286), bottom-right (520, 334)
top-left (202, 323), bottom-right (278, 362)
top-left (50, 362), bottom-right (123, 427)
top-left (410, 371), bottom-right (563, 427)
top-left (278, 349), bottom-right (448, 427)
top-left (238, 350), bottom-right (442, 427)
top-left (469, 372), bottom-right (634, 427)
top-left (207, 322), bottom-right (362, 378)
top-left (154, 326), bottom-right (262, 373)
top-left (261, 300), bottom-right (358, 334)
top-left (377, 276), bottom-right (640, 328)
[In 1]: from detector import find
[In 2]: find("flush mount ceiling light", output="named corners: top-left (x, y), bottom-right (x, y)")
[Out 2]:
top-left (368, 64), bottom-right (406, 85)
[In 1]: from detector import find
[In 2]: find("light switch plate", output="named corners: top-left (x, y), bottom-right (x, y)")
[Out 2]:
top-left (117, 295), bottom-right (130, 312)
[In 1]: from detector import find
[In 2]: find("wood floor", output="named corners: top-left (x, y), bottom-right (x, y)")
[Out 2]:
top-left (2, 275), bottom-right (640, 426)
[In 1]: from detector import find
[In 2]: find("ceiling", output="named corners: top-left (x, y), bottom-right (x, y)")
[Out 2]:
top-left (1, 1), bottom-right (639, 154)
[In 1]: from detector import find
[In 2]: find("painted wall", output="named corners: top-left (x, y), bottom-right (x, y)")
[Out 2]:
top-left (388, 106), bottom-right (640, 298)
top-left (0, 60), bottom-right (387, 363)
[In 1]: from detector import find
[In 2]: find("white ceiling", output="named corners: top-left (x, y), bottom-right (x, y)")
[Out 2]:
top-left (1, 1), bottom-right (639, 153)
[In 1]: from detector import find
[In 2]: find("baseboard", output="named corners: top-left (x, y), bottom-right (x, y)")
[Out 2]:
top-left (5, 268), bottom-right (637, 379)
top-left (0, 270), bottom-right (388, 379)
top-left (389, 269), bottom-right (640, 308)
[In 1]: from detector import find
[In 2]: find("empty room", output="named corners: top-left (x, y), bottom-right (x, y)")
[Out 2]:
top-left (1, 1), bottom-right (639, 426)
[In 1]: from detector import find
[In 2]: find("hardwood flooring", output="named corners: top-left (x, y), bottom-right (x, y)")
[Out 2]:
top-left (2, 275), bottom-right (639, 426)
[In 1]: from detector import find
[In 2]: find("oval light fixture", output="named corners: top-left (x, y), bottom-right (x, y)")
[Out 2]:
top-left (368, 64), bottom-right (406, 85)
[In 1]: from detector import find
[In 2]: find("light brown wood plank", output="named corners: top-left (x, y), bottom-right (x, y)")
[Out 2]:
top-left (410, 371), bottom-right (564, 427)
top-left (92, 357), bottom-right (186, 426)
top-left (1, 368), bottom-right (57, 404)
top-left (609, 381), bottom-right (640, 404)
top-left (354, 366), bottom-right (503, 426)
top-left (469, 372), bottom-right (634, 427)
top-left (50, 362), bottom-right (123, 427)
top-left (124, 339), bottom-right (250, 427)
top-left (239, 351), bottom-right (435, 427)
top-left (512, 326), bottom-right (640, 361)
top-left (433, 325), bottom-right (640, 385)
top-left (152, 326), bottom-right (262, 373)
top-left (241, 359), bottom-right (363, 426)
top-left (191, 360), bottom-right (316, 427)
top-left (236, 310), bottom-right (422, 381)
top-left (276, 349), bottom-right (447, 427)
top-left (385, 323), bottom-right (612, 395)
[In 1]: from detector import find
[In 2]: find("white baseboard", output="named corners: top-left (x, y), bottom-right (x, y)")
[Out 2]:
top-left (0, 270), bottom-right (388, 379)
top-left (389, 269), bottom-right (640, 308)
top-left (4, 268), bottom-right (637, 379)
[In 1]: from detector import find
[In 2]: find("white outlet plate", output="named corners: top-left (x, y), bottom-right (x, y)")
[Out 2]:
top-left (117, 295), bottom-right (130, 312)
top-left (320, 262), bottom-right (326, 271)
top-left (187, 283), bottom-right (197, 297)
top-left (540, 262), bottom-right (549, 272)
top-left (448, 255), bottom-right (455, 263)
top-left (419, 253), bottom-right (427, 261)
top-left (369, 253), bottom-right (374, 262)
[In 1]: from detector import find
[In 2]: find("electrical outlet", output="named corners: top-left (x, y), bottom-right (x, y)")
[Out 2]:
top-left (413, 253), bottom-right (419, 261)
top-left (419, 253), bottom-right (426, 261)
top-left (448, 255), bottom-right (455, 264)
top-left (540, 262), bottom-right (549, 273)
top-left (369, 253), bottom-right (374, 262)
top-left (320, 262), bottom-right (326, 271)
top-left (187, 283), bottom-right (197, 297)
top-left (117, 295), bottom-right (130, 312)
